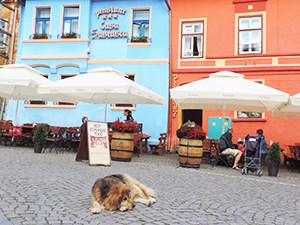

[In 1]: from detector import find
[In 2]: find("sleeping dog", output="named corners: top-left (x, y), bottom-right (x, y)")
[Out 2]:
top-left (91, 174), bottom-right (156, 213)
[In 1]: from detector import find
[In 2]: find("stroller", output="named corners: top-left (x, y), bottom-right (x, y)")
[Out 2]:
top-left (241, 134), bottom-right (263, 176)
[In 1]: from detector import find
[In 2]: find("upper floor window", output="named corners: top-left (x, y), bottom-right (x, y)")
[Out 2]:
top-left (131, 9), bottom-right (150, 42)
top-left (35, 8), bottom-right (50, 34)
top-left (0, 19), bottom-right (8, 49)
top-left (29, 74), bottom-right (49, 105)
top-left (181, 21), bottom-right (204, 58)
top-left (63, 6), bottom-right (79, 34)
top-left (57, 74), bottom-right (76, 106)
top-left (238, 16), bottom-right (262, 54)
top-left (112, 74), bottom-right (135, 109)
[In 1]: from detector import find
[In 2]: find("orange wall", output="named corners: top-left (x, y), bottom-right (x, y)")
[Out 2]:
top-left (168, 0), bottom-right (300, 153)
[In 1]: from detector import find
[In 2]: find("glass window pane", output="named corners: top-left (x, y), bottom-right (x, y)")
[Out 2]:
top-left (37, 8), bottom-right (50, 18)
top-left (132, 24), bottom-right (140, 37)
top-left (64, 7), bottom-right (79, 17)
top-left (183, 24), bottom-right (193, 34)
top-left (45, 21), bottom-right (50, 34)
top-left (240, 31), bottom-right (249, 43)
top-left (251, 17), bottom-right (261, 29)
top-left (63, 21), bottom-right (71, 33)
top-left (36, 21), bottom-right (43, 33)
top-left (251, 31), bottom-right (260, 42)
top-left (71, 20), bottom-right (78, 33)
top-left (239, 19), bottom-right (250, 29)
top-left (133, 10), bottom-right (149, 20)
top-left (194, 24), bottom-right (203, 33)
top-left (183, 36), bottom-right (192, 56)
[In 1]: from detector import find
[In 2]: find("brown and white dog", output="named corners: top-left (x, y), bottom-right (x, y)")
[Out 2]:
top-left (91, 174), bottom-right (156, 213)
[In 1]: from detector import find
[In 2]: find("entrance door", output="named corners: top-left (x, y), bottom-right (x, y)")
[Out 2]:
top-left (182, 109), bottom-right (203, 126)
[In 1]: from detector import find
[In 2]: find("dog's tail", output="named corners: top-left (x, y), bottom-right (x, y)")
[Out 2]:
top-left (123, 174), bottom-right (156, 197)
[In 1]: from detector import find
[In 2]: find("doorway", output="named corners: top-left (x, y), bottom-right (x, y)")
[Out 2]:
top-left (182, 109), bottom-right (203, 126)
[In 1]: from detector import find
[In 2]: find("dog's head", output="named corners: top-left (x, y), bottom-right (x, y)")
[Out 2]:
top-left (107, 186), bottom-right (135, 211)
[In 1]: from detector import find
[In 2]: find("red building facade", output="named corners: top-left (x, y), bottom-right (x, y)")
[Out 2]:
top-left (168, 0), bottom-right (300, 154)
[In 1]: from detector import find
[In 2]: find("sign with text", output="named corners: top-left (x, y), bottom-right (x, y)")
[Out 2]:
top-left (87, 121), bottom-right (111, 166)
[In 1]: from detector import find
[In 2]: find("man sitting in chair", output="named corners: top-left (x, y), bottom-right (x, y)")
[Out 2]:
top-left (219, 127), bottom-right (243, 170)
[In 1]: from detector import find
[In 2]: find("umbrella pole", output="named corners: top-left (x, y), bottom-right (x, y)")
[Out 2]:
top-left (104, 104), bottom-right (107, 122)
top-left (0, 99), bottom-right (5, 120)
top-left (222, 103), bottom-right (225, 134)
top-left (14, 100), bottom-right (19, 125)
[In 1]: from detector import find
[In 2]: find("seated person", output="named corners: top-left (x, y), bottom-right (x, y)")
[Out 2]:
top-left (219, 127), bottom-right (243, 170)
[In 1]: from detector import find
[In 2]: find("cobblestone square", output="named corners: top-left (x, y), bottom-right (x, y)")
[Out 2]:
top-left (0, 147), bottom-right (299, 225)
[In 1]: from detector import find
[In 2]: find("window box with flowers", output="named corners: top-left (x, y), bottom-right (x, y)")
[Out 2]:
top-left (176, 120), bottom-right (207, 168)
top-left (61, 32), bottom-right (77, 39)
top-left (110, 118), bottom-right (141, 162)
top-left (33, 33), bottom-right (48, 39)
top-left (131, 36), bottom-right (148, 43)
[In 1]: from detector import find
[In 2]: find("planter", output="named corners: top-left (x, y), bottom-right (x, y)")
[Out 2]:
top-left (178, 138), bottom-right (203, 168)
top-left (268, 165), bottom-right (279, 177)
top-left (34, 143), bottom-right (43, 153)
top-left (110, 132), bottom-right (134, 162)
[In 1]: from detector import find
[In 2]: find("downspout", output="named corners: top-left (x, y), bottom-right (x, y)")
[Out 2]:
top-left (164, 0), bottom-right (174, 152)
top-left (9, 1), bottom-right (18, 64)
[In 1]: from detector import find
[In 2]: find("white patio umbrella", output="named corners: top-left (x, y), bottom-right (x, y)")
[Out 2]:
top-left (273, 93), bottom-right (300, 118)
top-left (0, 64), bottom-right (79, 123)
top-left (38, 67), bottom-right (165, 121)
top-left (170, 71), bottom-right (289, 132)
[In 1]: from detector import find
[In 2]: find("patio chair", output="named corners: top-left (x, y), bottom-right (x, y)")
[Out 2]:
top-left (149, 133), bottom-right (167, 155)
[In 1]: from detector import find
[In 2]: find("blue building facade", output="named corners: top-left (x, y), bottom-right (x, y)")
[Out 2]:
top-left (6, 0), bottom-right (170, 141)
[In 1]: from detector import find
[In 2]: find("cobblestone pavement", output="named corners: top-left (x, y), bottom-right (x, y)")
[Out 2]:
top-left (0, 146), bottom-right (299, 225)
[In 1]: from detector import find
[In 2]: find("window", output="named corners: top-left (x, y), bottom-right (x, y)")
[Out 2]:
top-left (35, 8), bottom-right (50, 34)
top-left (57, 74), bottom-right (75, 106)
top-left (63, 6), bottom-right (79, 34)
top-left (0, 19), bottom-right (8, 49)
top-left (236, 80), bottom-right (264, 119)
top-left (29, 74), bottom-right (49, 105)
top-left (131, 9), bottom-right (150, 42)
top-left (181, 21), bottom-right (204, 58)
top-left (238, 16), bottom-right (262, 54)
top-left (112, 74), bottom-right (135, 109)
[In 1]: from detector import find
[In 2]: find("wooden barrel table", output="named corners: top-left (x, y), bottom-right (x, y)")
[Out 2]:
top-left (178, 138), bottom-right (203, 168)
top-left (110, 132), bottom-right (134, 162)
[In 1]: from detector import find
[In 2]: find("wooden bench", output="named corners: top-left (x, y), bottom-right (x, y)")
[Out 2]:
top-left (149, 133), bottom-right (167, 155)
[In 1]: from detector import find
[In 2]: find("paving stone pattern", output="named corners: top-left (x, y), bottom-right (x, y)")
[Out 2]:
top-left (0, 146), bottom-right (299, 225)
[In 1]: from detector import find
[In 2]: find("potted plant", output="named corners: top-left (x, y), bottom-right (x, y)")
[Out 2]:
top-left (32, 123), bottom-right (49, 153)
top-left (131, 36), bottom-right (148, 43)
top-left (61, 32), bottom-right (77, 39)
top-left (266, 142), bottom-right (281, 176)
top-left (33, 33), bottom-right (48, 39)
top-left (110, 118), bottom-right (140, 162)
top-left (176, 120), bottom-right (206, 168)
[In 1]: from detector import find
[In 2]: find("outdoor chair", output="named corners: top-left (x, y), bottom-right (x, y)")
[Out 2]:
top-left (210, 139), bottom-right (233, 168)
top-left (149, 133), bottom-right (167, 155)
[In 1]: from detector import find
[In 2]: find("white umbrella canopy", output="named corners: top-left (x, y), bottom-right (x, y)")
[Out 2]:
top-left (273, 93), bottom-right (300, 118)
top-left (0, 63), bottom-right (79, 102)
top-left (37, 67), bottom-right (165, 105)
top-left (170, 71), bottom-right (289, 112)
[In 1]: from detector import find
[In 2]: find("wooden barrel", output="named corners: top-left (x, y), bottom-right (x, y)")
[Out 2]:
top-left (178, 138), bottom-right (203, 168)
top-left (110, 132), bottom-right (134, 162)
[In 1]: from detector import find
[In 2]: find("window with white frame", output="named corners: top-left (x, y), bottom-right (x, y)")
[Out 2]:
top-left (29, 74), bottom-right (49, 105)
top-left (112, 74), bottom-right (135, 109)
top-left (236, 80), bottom-right (264, 119)
top-left (131, 9), bottom-right (150, 42)
top-left (57, 74), bottom-right (76, 106)
top-left (181, 21), bottom-right (204, 58)
top-left (35, 8), bottom-right (51, 35)
top-left (238, 16), bottom-right (262, 54)
top-left (63, 6), bottom-right (79, 35)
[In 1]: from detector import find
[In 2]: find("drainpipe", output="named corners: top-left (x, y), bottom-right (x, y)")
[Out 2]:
top-left (9, 1), bottom-right (18, 64)
top-left (164, 0), bottom-right (174, 152)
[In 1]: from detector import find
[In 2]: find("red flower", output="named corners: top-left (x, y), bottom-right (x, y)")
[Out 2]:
top-left (112, 118), bottom-right (140, 133)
